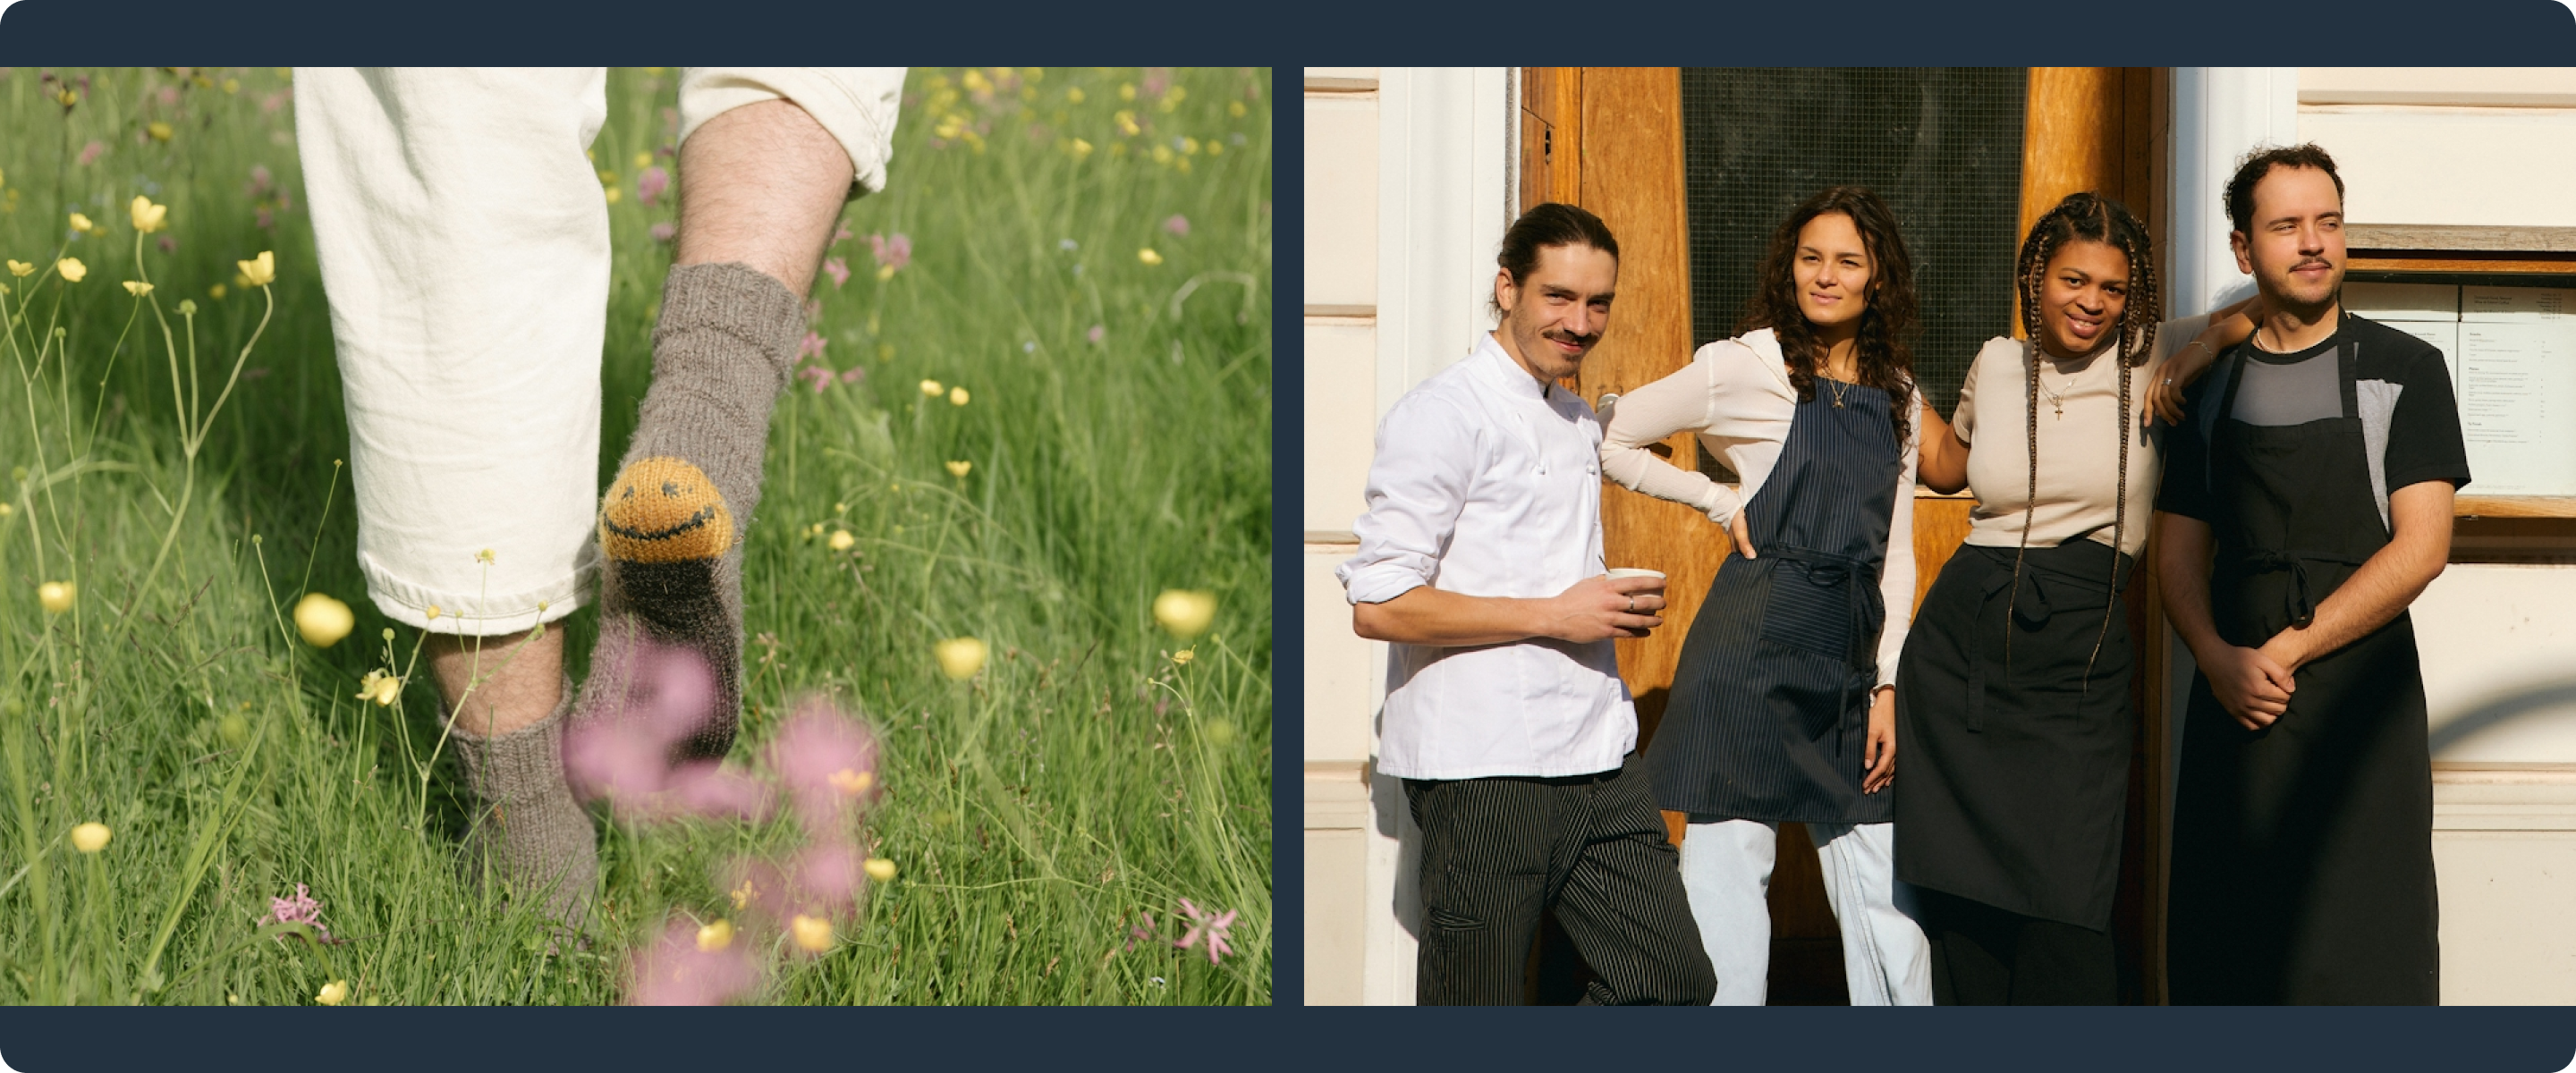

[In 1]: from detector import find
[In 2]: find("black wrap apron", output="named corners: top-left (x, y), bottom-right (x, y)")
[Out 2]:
top-left (2165, 343), bottom-right (2439, 1005)
top-left (1647, 379), bottom-right (1901, 824)
top-left (1894, 536), bottom-right (2136, 932)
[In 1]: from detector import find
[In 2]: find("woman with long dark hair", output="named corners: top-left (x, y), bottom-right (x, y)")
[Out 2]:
top-left (1599, 186), bottom-right (1930, 1004)
top-left (1896, 191), bottom-right (2252, 1004)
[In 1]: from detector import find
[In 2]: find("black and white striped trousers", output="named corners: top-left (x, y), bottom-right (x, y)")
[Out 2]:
top-left (1404, 755), bottom-right (1717, 1005)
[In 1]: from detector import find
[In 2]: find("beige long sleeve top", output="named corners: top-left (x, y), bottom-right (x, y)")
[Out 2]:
top-left (1953, 313), bottom-right (2211, 558)
top-left (1598, 328), bottom-right (1920, 689)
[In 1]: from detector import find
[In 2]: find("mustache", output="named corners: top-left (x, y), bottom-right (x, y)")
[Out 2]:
top-left (1543, 328), bottom-right (1597, 348)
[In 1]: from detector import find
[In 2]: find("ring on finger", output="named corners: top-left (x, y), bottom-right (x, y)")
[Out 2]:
top-left (1625, 596), bottom-right (1634, 613)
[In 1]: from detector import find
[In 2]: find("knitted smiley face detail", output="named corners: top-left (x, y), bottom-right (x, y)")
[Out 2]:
top-left (600, 456), bottom-right (736, 563)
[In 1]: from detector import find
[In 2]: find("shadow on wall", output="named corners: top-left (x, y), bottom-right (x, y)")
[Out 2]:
top-left (2429, 678), bottom-right (2576, 758)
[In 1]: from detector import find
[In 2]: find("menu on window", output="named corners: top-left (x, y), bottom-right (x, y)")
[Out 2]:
top-left (2347, 282), bottom-right (2462, 386)
top-left (2457, 322), bottom-right (2576, 496)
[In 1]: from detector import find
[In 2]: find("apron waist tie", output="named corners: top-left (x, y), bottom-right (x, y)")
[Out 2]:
top-left (2233, 547), bottom-right (2366, 630)
top-left (1767, 545), bottom-right (1886, 756)
top-left (1960, 544), bottom-right (2135, 733)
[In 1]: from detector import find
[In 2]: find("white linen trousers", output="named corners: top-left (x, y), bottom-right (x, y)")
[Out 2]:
top-left (295, 67), bottom-right (904, 635)
top-left (1681, 817), bottom-right (1932, 1005)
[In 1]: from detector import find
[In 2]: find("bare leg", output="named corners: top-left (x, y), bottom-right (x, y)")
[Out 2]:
top-left (428, 626), bottom-right (565, 738)
top-left (675, 97), bottom-right (854, 295)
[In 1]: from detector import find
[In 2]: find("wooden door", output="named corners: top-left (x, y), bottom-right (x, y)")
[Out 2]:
top-left (1521, 66), bottom-right (2169, 1003)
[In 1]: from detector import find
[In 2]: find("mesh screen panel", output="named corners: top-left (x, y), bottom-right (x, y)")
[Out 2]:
top-left (1680, 68), bottom-right (2027, 422)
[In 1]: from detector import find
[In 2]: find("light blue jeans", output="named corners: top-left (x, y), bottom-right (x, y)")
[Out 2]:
top-left (1677, 818), bottom-right (1931, 1005)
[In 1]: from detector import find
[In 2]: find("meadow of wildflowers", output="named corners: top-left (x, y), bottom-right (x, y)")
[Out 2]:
top-left (0, 67), bottom-right (1271, 1005)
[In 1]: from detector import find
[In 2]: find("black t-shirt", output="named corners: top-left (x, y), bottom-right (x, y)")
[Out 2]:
top-left (2157, 311), bottom-right (2471, 523)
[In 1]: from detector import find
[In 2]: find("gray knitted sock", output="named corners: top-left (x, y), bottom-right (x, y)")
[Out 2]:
top-left (456, 678), bottom-right (597, 936)
top-left (576, 262), bottom-right (804, 759)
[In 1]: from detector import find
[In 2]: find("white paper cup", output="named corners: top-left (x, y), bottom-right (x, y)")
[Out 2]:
top-left (1606, 568), bottom-right (1665, 582)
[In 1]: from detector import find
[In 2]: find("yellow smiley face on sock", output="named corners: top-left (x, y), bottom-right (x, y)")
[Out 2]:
top-left (600, 456), bottom-right (735, 562)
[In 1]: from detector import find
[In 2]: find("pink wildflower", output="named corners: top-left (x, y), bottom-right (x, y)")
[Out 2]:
top-left (76, 140), bottom-right (105, 166)
top-left (1163, 214), bottom-right (1190, 238)
top-left (157, 86), bottom-right (180, 106)
top-left (260, 89), bottom-right (288, 114)
top-left (1087, 325), bottom-right (1106, 345)
top-left (247, 164), bottom-right (274, 197)
top-left (786, 843), bottom-right (865, 912)
top-left (255, 207), bottom-right (274, 230)
top-left (797, 331), bottom-right (826, 362)
top-left (867, 232), bottom-right (911, 273)
top-left (766, 697), bottom-right (881, 828)
top-left (1143, 68), bottom-right (1170, 99)
top-left (648, 222), bottom-right (677, 244)
top-left (660, 106), bottom-right (678, 135)
top-left (564, 638), bottom-right (774, 822)
top-left (821, 257), bottom-right (849, 289)
top-left (261, 883), bottom-right (331, 941)
top-left (627, 917), bottom-right (759, 1006)
top-left (832, 222), bottom-right (853, 246)
top-left (1124, 912), bottom-right (1157, 951)
top-left (797, 365), bottom-right (835, 393)
top-left (637, 165), bottom-right (669, 207)
top-left (839, 367), bottom-right (864, 385)
top-left (1174, 898), bottom-right (1236, 965)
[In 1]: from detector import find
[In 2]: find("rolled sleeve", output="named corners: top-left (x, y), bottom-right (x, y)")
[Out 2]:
top-left (1337, 395), bottom-right (1479, 605)
top-left (679, 67), bottom-right (906, 197)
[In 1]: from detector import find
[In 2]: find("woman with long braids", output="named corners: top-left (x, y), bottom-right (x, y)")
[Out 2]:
top-left (1599, 186), bottom-right (1931, 1005)
top-left (1896, 191), bottom-right (2255, 1004)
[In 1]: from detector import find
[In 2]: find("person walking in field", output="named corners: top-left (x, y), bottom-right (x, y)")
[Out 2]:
top-left (1339, 202), bottom-right (1716, 1006)
top-left (297, 68), bottom-right (903, 932)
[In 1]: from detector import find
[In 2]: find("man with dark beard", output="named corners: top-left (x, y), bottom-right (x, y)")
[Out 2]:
top-left (2156, 144), bottom-right (2469, 1003)
top-left (1337, 203), bottom-right (1716, 1005)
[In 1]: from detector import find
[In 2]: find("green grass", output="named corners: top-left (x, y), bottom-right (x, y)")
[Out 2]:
top-left (0, 66), bottom-right (1271, 1005)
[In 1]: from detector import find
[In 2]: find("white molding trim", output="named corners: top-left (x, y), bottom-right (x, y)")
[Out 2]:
top-left (1374, 68), bottom-right (1513, 422)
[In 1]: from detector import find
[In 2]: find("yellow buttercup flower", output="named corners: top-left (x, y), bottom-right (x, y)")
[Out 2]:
top-left (38, 581), bottom-right (75, 613)
top-left (603, 186), bottom-right (623, 205)
top-left (316, 980), bottom-right (350, 1006)
top-left (208, 283), bottom-right (226, 300)
top-left (1154, 588), bottom-right (1217, 638)
top-left (1230, 100), bottom-right (1248, 118)
top-left (476, 547), bottom-right (496, 564)
top-left (934, 637), bottom-right (988, 681)
top-left (147, 122), bottom-right (173, 142)
top-left (425, 604), bottom-right (442, 621)
top-left (123, 281), bottom-right (153, 297)
top-left (919, 379), bottom-right (944, 398)
top-left (876, 262), bottom-right (895, 282)
top-left (1138, 248), bottom-right (1163, 266)
top-left (1069, 138), bottom-right (1094, 159)
top-left (292, 593), bottom-right (354, 647)
top-left (730, 878), bottom-right (758, 911)
top-left (1171, 648), bottom-right (1196, 666)
top-left (70, 822), bottom-right (111, 854)
top-left (826, 529), bottom-right (855, 552)
top-left (131, 196), bottom-right (168, 233)
top-left (6, 260), bottom-right (32, 277)
top-left (238, 250), bottom-right (275, 287)
top-left (864, 858), bottom-right (897, 883)
top-left (827, 768), bottom-right (873, 796)
top-left (68, 212), bottom-right (93, 233)
top-left (948, 386), bottom-right (970, 407)
top-left (1115, 110), bottom-right (1140, 137)
top-left (632, 152), bottom-right (653, 169)
top-left (945, 460), bottom-right (971, 478)
top-left (55, 258), bottom-right (86, 283)
top-left (695, 919), bottom-right (735, 952)
top-left (356, 669), bottom-right (402, 707)
top-left (1067, 87), bottom-right (1085, 105)
top-left (791, 914), bottom-right (835, 952)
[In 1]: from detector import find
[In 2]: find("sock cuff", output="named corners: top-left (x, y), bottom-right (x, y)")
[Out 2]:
top-left (459, 676), bottom-right (576, 807)
top-left (653, 261), bottom-right (809, 382)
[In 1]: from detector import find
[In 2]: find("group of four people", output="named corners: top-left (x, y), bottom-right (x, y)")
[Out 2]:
top-left (1337, 142), bottom-right (2468, 1005)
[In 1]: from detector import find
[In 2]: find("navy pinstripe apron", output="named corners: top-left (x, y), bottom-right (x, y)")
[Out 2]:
top-left (1646, 379), bottom-right (1901, 825)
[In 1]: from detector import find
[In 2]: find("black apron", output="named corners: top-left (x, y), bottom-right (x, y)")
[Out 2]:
top-left (1894, 539), bottom-right (2136, 931)
top-left (1647, 379), bottom-right (1901, 824)
top-left (2165, 340), bottom-right (2439, 1005)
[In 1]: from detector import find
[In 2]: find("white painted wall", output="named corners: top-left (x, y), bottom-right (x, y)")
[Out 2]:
top-left (1301, 67), bottom-right (1513, 1006)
